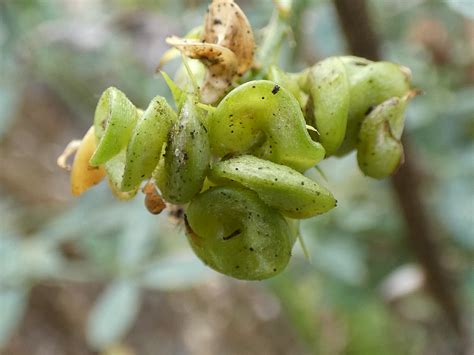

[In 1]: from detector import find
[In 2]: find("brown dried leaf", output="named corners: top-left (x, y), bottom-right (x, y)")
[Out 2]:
top-left (165, 0), bottom-right (254, 103)
top-left (166, 36), bottom-right (238, 103)
top-left (203, 0), bottom-right (255, 74)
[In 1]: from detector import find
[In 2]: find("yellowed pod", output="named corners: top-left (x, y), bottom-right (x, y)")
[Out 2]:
top-left (71, 127), bottom-right (106, 196)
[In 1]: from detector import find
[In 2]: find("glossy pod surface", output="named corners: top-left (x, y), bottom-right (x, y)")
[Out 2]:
top-left (185, 186), bottom-right (294, 280)
top-left (306, 57), bottom-right (350, 156)
top-left (208, 80), bottom-right (326, 172)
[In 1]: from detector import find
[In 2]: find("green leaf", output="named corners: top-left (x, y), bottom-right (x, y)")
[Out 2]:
top-left (86, 280), bottom-right (141, 350)
top-left (141, 253), bottom-right (211, 291)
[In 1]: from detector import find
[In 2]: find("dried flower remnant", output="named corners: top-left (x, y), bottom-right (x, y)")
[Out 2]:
top-left (166, 0), bottom-right (255, 103)
top-left (57, 139), bottom-right (81, 171)
top-left (58, 127), bottom-right (106, 196)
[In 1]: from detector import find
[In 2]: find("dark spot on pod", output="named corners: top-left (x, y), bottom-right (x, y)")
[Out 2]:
top-left (271, 85), bottom-right (280, 94)
top-left (223, 228), bottom-right (241, 240)
top-left (249, 247), bottom-right (254, 251)
top-left (273, 268), bottom-right (277, 272)
top-left (213, 19), bottom-right (222, 25)
top-left (365, 105), bottom-right (375, 115)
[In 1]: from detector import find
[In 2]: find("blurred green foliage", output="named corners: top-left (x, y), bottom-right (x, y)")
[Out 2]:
top-left (0, 0), bottom-right (473, 354)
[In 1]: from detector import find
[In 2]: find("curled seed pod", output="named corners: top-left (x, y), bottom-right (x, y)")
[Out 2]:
top-left (185, 186), bottom-right (294, 280)
top-left (306, 57), bottom-right (350, 156)
top-left (70, 127), bottom-right (106, 196)
top-left (90, 87), bottom-right (138, 166)
top-left (155, 97), bottom-right (210, 204)
top-left (337, 60), bottom-right (412, 155)
top-left (208, 80), bottom-right (326, 172)
top-left (357, 94), bottom-right (412, 178)
top-left (268, 65), bottom-right (308, 108)
top-left (121, 96), bottom-right (177, 192)
top-left (209, 155), bottom-right (336, 219)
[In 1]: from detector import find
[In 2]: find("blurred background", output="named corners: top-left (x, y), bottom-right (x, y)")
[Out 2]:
top-left (0, 0), bottom-right (473, 354)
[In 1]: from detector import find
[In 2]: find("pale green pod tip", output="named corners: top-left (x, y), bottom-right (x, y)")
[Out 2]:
top-left (209, 80), bottom-right (325, 172)
top-left (155, 97), bottom-right (210, 204)
top-left (90, 87), bottom-right (138, 166)
top-left (121, 96), bottom-right (177, 192)
top-left (209, 155), bottom-right (336, 219)
top-left (185, 186), bottom-right (294, 280)
top-left (357, 95), bottom-right (410, 178)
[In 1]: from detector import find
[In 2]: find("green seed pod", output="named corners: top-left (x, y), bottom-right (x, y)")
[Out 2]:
top-left (268, 65), bottom-right (308, 108)
top-left (306, 57), bottom-right (350, 156)
top-left (90, 87), bottom-right (138, 166)
top-left (208, 80), bottom-right (325, 172)
top-left (357, 95), bottom-right (410, 178)
top-left (338, 56), bottom-right (372, 76)
top-left (185, 186), bottom-right (294, 280)
top-left (121, 96), bottom-right (177, 192)
top-left (155, 97), bottom-right (210, 204)
top-left (209, 155), bottom-right (336, 219)
top-left (337, 61), bottom-right (411, 155)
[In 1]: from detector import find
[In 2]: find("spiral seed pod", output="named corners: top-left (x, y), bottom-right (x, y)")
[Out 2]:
top-left (337, 61), bottom-right (411, 155)
top-left (357, 94), bottom-right (412, 178)
top-left (121, 97), bottom-right (177, 192)
top-left (90, 87), bottom-right (138, 166)
top-left (208, 80), bottom-right (326, 172)
top-left (70, 127), bottom-right (106, 196)
top-left (185, 186), bottom-right (294, 280)
top-left (305, 57), bottom-right (350, 156)
top-left (209, 155), bottom-right (336, 218)
top-left (155, 97), bottom-right (210, 204)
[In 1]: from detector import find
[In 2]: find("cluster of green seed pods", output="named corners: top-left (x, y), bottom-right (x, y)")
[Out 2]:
top-left (70, 79), bottom-right (337, 280)
top-left (269, 56), bottom-right (415, 177)
top-left (60, 1), bottom-right (415, 281)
